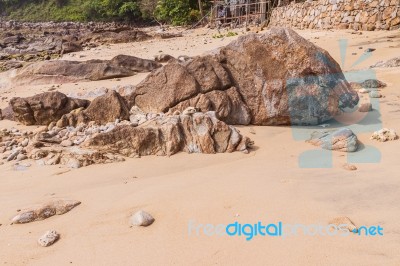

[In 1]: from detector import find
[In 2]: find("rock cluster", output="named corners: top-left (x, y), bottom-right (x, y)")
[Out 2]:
top-left (88, 111), bottom-right (253, 156)
top-left (269, 0), bottom-right (400, 31)
top-left (0, 21), bottom-right (152, 70)
top-left (1, 92), bottom-right (253, 168)
top-left (129, 28), bottom-right (358, 126)
top-left (9, 91), bottom-right (90, 126)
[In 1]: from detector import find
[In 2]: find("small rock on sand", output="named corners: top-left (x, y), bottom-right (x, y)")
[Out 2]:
top-left (130, 210), bottom-right (155, 227)
top-left (343, 163), bottom-right (357, 171)
top-left (369, 91), bottom-right (381, 98)
top-left (60, 140), bottom-right (73, 147)
top-left (329, 216), bottom-right (358, 233)
top-left (371, 128), bottom-right (398, 142)
top-left (38, 230), bottom-right (60, 247)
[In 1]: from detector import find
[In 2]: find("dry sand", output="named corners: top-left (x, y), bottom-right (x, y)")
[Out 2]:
top-left (0, 27), bottom-right (400, 265)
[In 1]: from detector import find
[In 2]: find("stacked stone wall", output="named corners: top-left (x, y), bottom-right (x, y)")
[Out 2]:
top-left (269, 0), bottom-right (400, 31)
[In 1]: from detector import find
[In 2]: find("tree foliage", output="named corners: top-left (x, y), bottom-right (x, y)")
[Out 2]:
top-left (0, 0), bottom-right (208, 25)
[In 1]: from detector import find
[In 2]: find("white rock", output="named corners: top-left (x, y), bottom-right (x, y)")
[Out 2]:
top-left (60, 140), bottom-right (73, 147)
top-left (66, 158), bottom-right (81, 169)
top-left (371, 128), bottom-right (398, 142)
top-left (130, 210), bottom-right (155, 227)
top-left (38, 230), bottom-right (60, 247)
top-left (21, 138), bottom-right (29, 147)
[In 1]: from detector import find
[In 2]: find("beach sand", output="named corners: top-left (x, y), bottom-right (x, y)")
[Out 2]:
top-left (0, 27), bottom-right (399, 265)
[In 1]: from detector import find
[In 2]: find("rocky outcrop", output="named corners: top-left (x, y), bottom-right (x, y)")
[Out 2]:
top-left (11, 199), bottom-right (81, 224)
top-left (12, 55), bottom-right (161, 86)
top-left (307, 128), bottom-right (358, 152)
top-left (269, 0), bottom-right (400, 31)
top-left (0, 21), bottom-right (152, 67)
top-left (10, 91), bottom-right (90, 126)
top-left (87, 111), bottom-right (252, 156)
top-left (1, 109), bottom-right (252, 168)
top-left (128, 28), bottom-right (358, 126)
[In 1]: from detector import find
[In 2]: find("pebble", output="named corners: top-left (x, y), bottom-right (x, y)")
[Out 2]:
top-left (130, 210), bottom-right (155, 227)
top-left (38, 230), bottom-right (60, 247)
top-left (343, 163), bottom-right (357, 171)
top-left (21, 138), bottom-right (29, 147)
top-left (369, 91), bottom-right (381, 98)
top-left (60, 140), bottom-right (73, 147)
top-left (16, 154), bottom-right (28, 161)
top-left (66, 158), bottom-right (81, 169)
top-left (7, 149), bottom-right (20, 161)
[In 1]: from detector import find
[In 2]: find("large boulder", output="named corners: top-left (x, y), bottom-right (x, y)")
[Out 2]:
top-left (87, 111), bottom-right (252, 156)
top-left (56, 91), bottom-right (130, 127)
top-left (128, 28), bottom-right (358, 126)
top-left (84, 90), bottom-right (130, 124)
top-left (9, 91), bottom-right (90, 125)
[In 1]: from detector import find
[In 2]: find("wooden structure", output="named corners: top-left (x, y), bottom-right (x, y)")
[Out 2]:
top-left (210, 0), bottom-right (279, 27)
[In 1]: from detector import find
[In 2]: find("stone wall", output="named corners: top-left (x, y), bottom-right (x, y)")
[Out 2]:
top-left (269, 0), bottom-right (400, 31)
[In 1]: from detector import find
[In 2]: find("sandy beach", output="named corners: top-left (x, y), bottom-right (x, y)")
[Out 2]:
top-left (1, 26), bottom-right (400, 265)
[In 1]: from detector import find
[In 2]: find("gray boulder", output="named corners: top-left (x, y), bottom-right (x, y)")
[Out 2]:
top-left (307, 128), bottom-right (358, 152)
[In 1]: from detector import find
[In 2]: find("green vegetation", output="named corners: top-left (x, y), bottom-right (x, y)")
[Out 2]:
top-left (212, 31), bottom-right (238, 38)
top-left (0, 0), bottom-right (210, 24)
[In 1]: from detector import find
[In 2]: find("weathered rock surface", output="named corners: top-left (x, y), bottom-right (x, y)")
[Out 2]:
top-left (371, 57), bottom-right (400, 68)
top-left (11, 199), bottom-right (81, 224)
top-left (130, 210), bottom-right (155, 227)
top-left (110, 55), bottom-right (161, 73)
top-left (1, 108), bottom-right (250, 168)
top-left (307, 128), bottom-right (358, 152)
top-left (358, 103), bottom-right (372, 112)
top-left (358, 79), bottom-right (386, 88)
top-left (0, 21), bottom-right (153, 69)
top-left (9, 91), bottom-right (90, 125)
top-left (12, 55), bottom-right (161, 86)
top-left (84, 91), bottom-right (130, 124)
top-left (370, 128), bottom-right (398, 142)
top-left (128, 28), bottom-right (358, 126)
top-left (87, 111), bottom-right (252, 156)
top-left (38, 230), bottom-right (60, 247)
